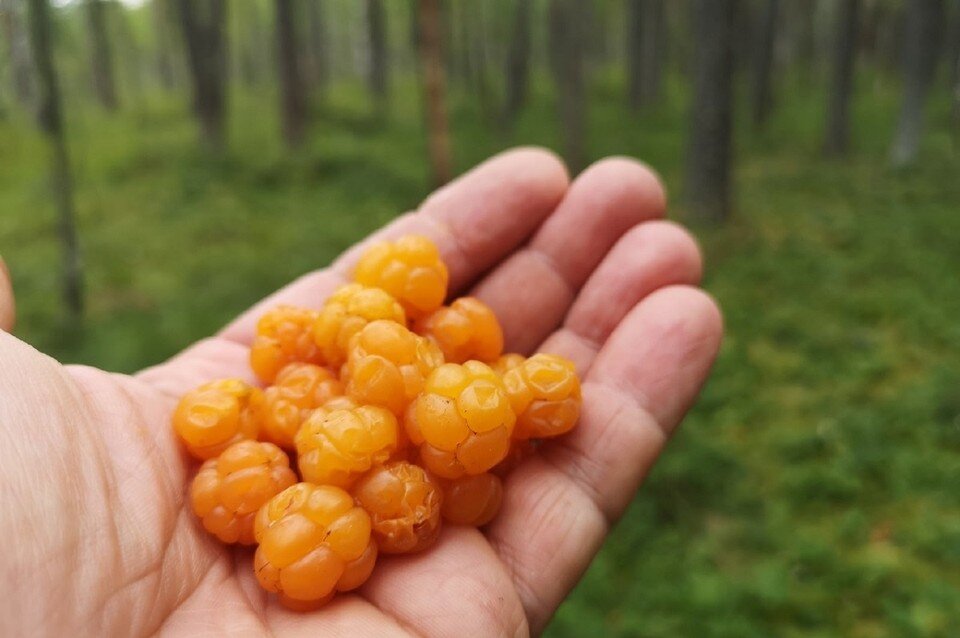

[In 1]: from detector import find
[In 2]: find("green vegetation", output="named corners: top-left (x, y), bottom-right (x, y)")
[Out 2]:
top-left (2, 72), bottom-right (959, 636)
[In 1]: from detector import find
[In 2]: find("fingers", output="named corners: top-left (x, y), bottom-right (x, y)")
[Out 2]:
top-left (360, 528), bottom-right (528, 638)
top-left (219, 147), bottom-right (568, 344)
top-left (486, 286), bottom-right (723, 633)
top-left (0, 257), bottom-right (15, 332)
top-left (537, 220), bottom-right (703, 373)
top-left (471, 157), bottom-right (668, 354)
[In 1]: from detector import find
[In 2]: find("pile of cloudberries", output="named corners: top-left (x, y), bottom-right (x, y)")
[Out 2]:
top-left (172, 235), bottom-right (582, 609)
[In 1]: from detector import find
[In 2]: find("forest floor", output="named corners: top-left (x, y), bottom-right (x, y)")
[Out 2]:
top-left (1, 75), bottom-right (959, 636)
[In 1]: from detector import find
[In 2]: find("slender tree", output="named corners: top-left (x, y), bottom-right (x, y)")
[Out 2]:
top-left (549, 0), bottom-right (586, 172)
top-left (824, 0), bottom-right (860, 156)
top-left (684, 0), bottom-right (736, 223)
top-left (417, 0), bottom-right (452, 187)
top-left (1, 0), bottom-right (35, 110)
top-left (304, 0), bottom-right (328, 98)
top-left (952, 0), bottom-right (960, 141)
top-left (751, 0), bottom-right (780, 126)
top-left (153, 0), bottom-right (178, 91)
top-left (502, 0), bottom-right (531, 126)
top-left (176, 0), bottom-right (228, 151)
top-left (26, 0), bottom-right (83, 316)
top-left (890, 0), bottom-right (945, 167)
top-left (85, 0), bottom-right (117, 110)
top-left (366, 0), bottom-right (388, 117)
top-left (275, 0), bottom-right (305, 146)
top-left (626, 0), bottom-right (665, 110)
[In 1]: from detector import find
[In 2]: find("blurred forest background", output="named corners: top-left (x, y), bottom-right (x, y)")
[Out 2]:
top-left (2, 0), bottom-right (960, 635)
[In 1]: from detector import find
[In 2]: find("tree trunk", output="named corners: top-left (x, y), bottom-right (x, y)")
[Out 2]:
top-left (890, 0), bottom-right (945, 167)
top-left (153, 0), bottom-right (178, 91)
top-left (85, 0), bottom-right (118, 110)
top-left (26, 0), bottom-right (83, 317)
top-left (305, 0), bottom-right (327, 98)
top-left (366, 0), bottom-right (388, 117)
top-left (275, 0), bottom-right (305, 147)
top-left (176, 0), bottom-right (227, 152)
top-left (751, 0), bottom-right (780, 127)
top-left (789, 0), bottom-right (817, 86)
top-left (952, 0), bottom-right (960, 142)
top-left (626, 0), bottom-right (665, 111)
top-left (824, 0), bottom-right (859, 156)
top-left (684, 0), bottom-right (736, 223)
top-left (626, 0), bottom-right (643, 109)
top-left (549, 0), bottom-right (586, 173)
top-left (1, 0), bottom-right (35, 110)
top-left (502, 0), bottom-right (531, 126)
top-left (948, 0), bottom-right (960, 89)
top-left (417, 0), bottom-right (452, 187)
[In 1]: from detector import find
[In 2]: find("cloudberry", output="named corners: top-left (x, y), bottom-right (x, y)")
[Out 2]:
top-left (503, 353), bottom-right (582, 440)
top-left (353, 235), bottom-right (449, 319)
top-left (405, 361), bottom-right (516, 479)
top-left (312, 284), bottom-right (406, 368)
top-left (491, 353), bottom-right (526, 377)
top-left (190, 440), bottom-right (297, 544)
top-left (342, 320), bottom-right (444, 415)
top-left (173, 379), bottom-right (260, 460)
top-left (255, 363), bottom-right (343, 449)
top-left (414, 297), bottom-right (504, 364)
top-left (250, 305), bottom-right (323, 383)
top-left (352, 461), bottom-right (442, 554)
top-left (295, 404), bottom-right (399, 488)
top-left (440, 473), bottom-right (503, 527)
top-left (254, 483), bottom-right (378, 605)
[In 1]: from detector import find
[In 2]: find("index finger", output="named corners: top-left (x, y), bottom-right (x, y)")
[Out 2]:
top-left (219, 147), bottom-right (569, 343)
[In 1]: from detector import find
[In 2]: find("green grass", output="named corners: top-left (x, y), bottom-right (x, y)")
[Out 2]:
top-left (1, 72), bottom-right (959, 636)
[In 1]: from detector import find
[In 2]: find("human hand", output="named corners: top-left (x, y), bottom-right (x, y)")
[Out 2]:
top-left (0, 149), bottom-right (721, 637)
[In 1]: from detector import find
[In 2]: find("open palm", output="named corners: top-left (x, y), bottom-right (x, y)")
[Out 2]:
top-left (0, 149), bottom-right (721, 637)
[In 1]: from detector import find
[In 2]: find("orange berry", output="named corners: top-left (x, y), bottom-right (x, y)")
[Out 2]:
top-left (255, 363), bottom-right (343, 449)
top-left (295, 404), bottom-right (399, 488)
top-left (250, 305), bottom-right (324, 383)
top-left (342, 320), bottom-right (444, 415)
top-left (352, 461), bottom-right (442, 554)
top-left (190, 440), bottom-right (297, 544)
top-left (405, 361), bottom-right (516, 479)
top-left (414, 297), bottom-right (504, 364)
top-left (439, 473), bottom-right (503, 527)
top-left (172, 379), bottom-right (260, 460)
top-left (353, 235), bottom-right (449, 319)
top-left (503, 353), bottom-right (582, 440)
top-left (254, 483), bottom-right (378, 605)
top-left (490, 353), bottom-right (526, 376)
top-left (312, 284), bottom-right (406, 368)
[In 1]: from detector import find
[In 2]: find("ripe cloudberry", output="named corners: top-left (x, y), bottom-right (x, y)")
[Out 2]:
top-left (254, 363), bottom-right (343, 449)
top-left (353, 235), bottom-right (449, 319)
top-left (503, 353), bottom-right (582, 440)
top-left (440, 473), bottom-right (503, 527)
top-left (254, 483), bottom-right (378, 606)
top-left (352, 461), bottom-right (442, 554)
top-left (173, 379), bottom-right (260, 460)
top-left (491, 353), bottom-right (526, 377)
top-left (190, 440), bottom-right (297, 544)
top-left (295, 404), bottom-right (399, 488)
top-left (414, 297), bottom-right (504, 364)
top-left (312, 284), bottom-right (406, 368)
top-left (405, 361), bottom-right (516, 479)
top-left (250, 305), bottom-right (323, 383)
top-left (342, 320), bottom-right (444, 415)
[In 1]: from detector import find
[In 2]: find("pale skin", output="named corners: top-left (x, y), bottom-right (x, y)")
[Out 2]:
top-left (0, 149), bottom-right (722, 637)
